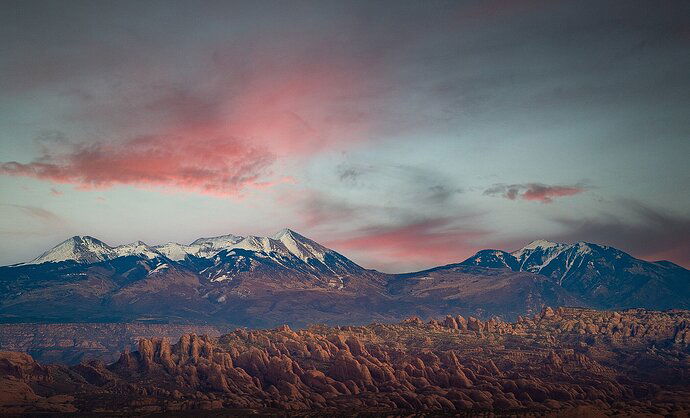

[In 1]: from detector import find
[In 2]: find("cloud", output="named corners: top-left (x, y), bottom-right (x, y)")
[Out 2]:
top-left (327, 218), bottom-right (488, 272)
top-left (427, 184), bottom-right (464, 204)
top-left (0, 57), bottom-right (371, 196)
top-left (279, 162), bottom-right (477, 272)
top-left (484, 183), bottom-right (586, 203)
top-left (2, 204), bottom-right (62, 224)
top-left (549, 201), bottom-right (690, 267)
top-left (296, 191), bottom-right (364, 229)
top-left (0, 135), bottom-right (276, 196)
top-left (336, 164), bottom-right (375, 183)
top-left (335, 163), bottom-right (464, 202)
top-left (0, 38), bottom-right (392, 196)
top-left (289, 163), bottom-right (468, 235)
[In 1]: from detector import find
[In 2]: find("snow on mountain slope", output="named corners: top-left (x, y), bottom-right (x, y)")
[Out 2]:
top-left (114, 241), bottom-right (163, 259)
top-left (464, 249), bottom-right (519, 270)
top-left (29, 237), bottom-right (168, 265)
top-left (463, 239), bottom-right (620, 280)
top-left (511, 240), bottom-right (563, 261)
top-left (511, 240), bottom-right (569, 273)
top-left (460, 239), bottom-right (690, 309)
top-left (200, 229), bottom-right (364, 279)
top-left (507, 240), bottom-right (620, 283)
top-left (152, 234), bottom-right (245, 260)
top-left (22, 229), bottom-right (358, 275)
top-left (162, 229), bottom-right (341, 268)
top-left (11, 233), bottom-right (689, 319)
top-left (30, 236), bottom-right (115, 264)
top-left (190, 234), bottom-right (243, 249)
top-left (153, 243), bottom-right (196, 261)
top-left (273, 228), bottom-right (330, 263)
top-left (233, 235), bottom-right (288, 255)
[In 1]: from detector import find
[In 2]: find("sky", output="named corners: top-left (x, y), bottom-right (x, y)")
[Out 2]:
top-left (1, 0), bottom-right (689, 272)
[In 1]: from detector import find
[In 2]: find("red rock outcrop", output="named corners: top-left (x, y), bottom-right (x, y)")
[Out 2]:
top-left (1, 307), bottom-right (690, 414)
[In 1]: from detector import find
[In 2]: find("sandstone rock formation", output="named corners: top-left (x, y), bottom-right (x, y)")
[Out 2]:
top-left (0, 323), bottom-right (223, 364)
top-left (1, 307), bottom-right (689, 415)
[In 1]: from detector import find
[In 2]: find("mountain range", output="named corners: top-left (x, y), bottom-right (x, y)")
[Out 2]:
top-left (460, 239), bottom-right (690, 309)
top-left (1, 229), bottom-right (688, 326)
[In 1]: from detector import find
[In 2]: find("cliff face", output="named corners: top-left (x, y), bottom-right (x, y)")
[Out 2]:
top-left (1, 307), bottom-right (689, 415)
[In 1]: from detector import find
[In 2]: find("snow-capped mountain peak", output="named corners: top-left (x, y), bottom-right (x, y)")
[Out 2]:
top-left (271, 228), bottom-right (299, 240)
top-left (458, 239), bottom-right (690, 309)
top-left (113, 241), bottom-right (162, 259)
top-left (151, 233), bottom-right (246, 261)
top-left (272, 228), bottom-right (329, 262)
top-left (513, 239), bottom-right (559, 253)
top-left (30, 236), bottom-right (115, 264)
top-left (463, 239), bottom-right (657, 286)
top-left (220, 229), bottom-right (331, 263)
top-left (153, 242), bottom-right (196, 261)
top-left (190, 234), bottom-right (244, 249)
top-left (21, 229), bottom-right (359, 278)
top-left (511, 239), bottom-right (567, 264)
top-left (233, 235), bottom-right (285, 254)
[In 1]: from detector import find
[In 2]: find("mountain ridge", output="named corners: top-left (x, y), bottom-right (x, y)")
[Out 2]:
top-left (20, 233), bottom-right (684, 274)
top-left (24, 228), bottom-right (352, 269)
top-left (1, 232), bottom-right (688, 326)
top-left (460, 239), bottom-right (690, 310)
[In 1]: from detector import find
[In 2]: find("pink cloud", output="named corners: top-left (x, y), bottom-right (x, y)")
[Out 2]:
top-left (0, 135), bottom-right (275, 196)
top-left (327, 219), bottom-right (487, 270)
top-left (521, 184), bottom-right (584, 203)
top-left (210, 63), bottom-right (368, 156)
top-left (65, 46), bottom-right (377, 158)
top-left (279, 189), bottom-right (363, 229)
top-left (484, 183), bottom-right (586, 203)
top-left (1, 51), bottom-right (382, 196)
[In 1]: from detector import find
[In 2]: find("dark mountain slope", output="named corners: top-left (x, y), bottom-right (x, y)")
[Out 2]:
top-left (1, 232), bottom-right (687, 326)
top-left (461, 240), bottom-right (690, 310)
top-left (388, 265), bottom-right (585, 319)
